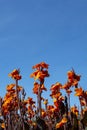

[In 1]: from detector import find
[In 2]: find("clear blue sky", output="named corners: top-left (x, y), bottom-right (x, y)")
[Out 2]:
top-left (0, 0), bottom-right (87, 106)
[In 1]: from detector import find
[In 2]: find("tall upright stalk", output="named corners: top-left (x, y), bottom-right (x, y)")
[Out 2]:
top-left (38, 83), bottom-right (42, 117)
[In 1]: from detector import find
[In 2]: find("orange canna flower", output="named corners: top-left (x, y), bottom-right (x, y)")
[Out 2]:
top-left (51, 92), bottom-right (61, 98)
top-left (27, 97), bottom-right (35, 105)
top-left (58, 96), bottom-right (65, 102)
top-left (47, 105), bottom-right (54, 110)
top-left (61, 117), bottom-right (67, 124)
top-left (41, 109), bottom-right (46, 118)
top-left (40, 62), bottom-right (49, 69)
top-left (62, 81), bottom-right (72, 90)
top-left (13, 74), bottom-right (21, 80)
top-left (8, 69), bottom-right (19, 76)
top-left (30, 70), bottom-right (49, 81)
top-left (72, 79), bottom-right (78, 87)
top-left (30, 62), bottom-right (49, 84)
top-left (37, 70), bottom-right (49, 80)
top-left (2, 109), bottom-right (9, 115)
top-left (53, 99), bottom-right (59, 107)
top-left (73, 73), bottom-right (81, 81)
top-left (67, 70), bottom-right (81, 87)
top-left (8, 69), bottom-right (22, 80)
top-left (33, 82), bottom-right (47, 95)
top-left (43, 101), bottom-right (47, 105)
top-left (32, 122), bottom-right (37, 128)
top-left (50, 82), bottom-right (62, 91)
top-left (4, 92), bottom-right (13, 100)
top-left (33, 82), bottom-right (39, 94)
top-left (6, 84), bottom-right (15, 91)
top-left (67, 71), bottom-right (74, 79)
top-left (30, 70), bottom-right (39, 78)
top-left (53, 96), bottom-right (64, 108)
top-left (80, 98), bottom-right (86, 106)
top-left (1, 123), bottom-right (5, 129)
top-left (82, 91), bottom-right (87, 99)
top-left (35, 71), bottom-right (45, 80)
top-left (56, 122), bottom-right (63, 129)
top-left (32, 62), bottom-right (49, 70)
top-left (71, 106), bottom-right (79, 115)
top-left (4, 89), bottom-right (16, 102)
top-left (67, 70), bottom-right (81, 81)
top-left (56, 117), bottom-right (67, 129)
top-left (74, 87), bottom-right (83, 96)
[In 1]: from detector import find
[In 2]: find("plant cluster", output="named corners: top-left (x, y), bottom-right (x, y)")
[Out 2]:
top-left (0, 62), bottom-right (87, 130)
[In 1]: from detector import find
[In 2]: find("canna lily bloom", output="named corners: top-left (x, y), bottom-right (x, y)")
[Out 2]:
top-left (58, 96), bottom-right (65, 102)
top-left (30, 70), bottom-right (49, 81)
top-left (3, 109), bottom-right (9, 115)
top-left (32, 122), bottom-right (37, 128)
top-left (33, 82), bottom-right (39, 94)
top-left (73, 73), bottom-right (81, 81)
top-left (56, 121), bottom-right (63, 129)
top-left (41, 109), bottom-right (47, 118)
top-left (30, 70), bottom-right (39, 79)
top-left (32, 62), bottom-right (49, 70)
top-left (1, 123), bottom-right (5, 129)
top-left (62, 81), bottom-right (72, 90)
top-left (47, 105), bottom-right (54, 110)
top-left (50, 82), bottom-right (62, 91)
top-left (35, 70), bottom-right (49, 80)
top-left (71, 106), bottom-right (79, 116)
top-left (4, 92), bottom-right (13, 102)
top-left (4, 92), bottom-right (13, 100)
top-left (3, 96), bottom-right (13, 106)
top-left (56, 117), bottom-right (67, 129)
top-left (67, 70), bottom-right (81, 81)
top-left (30, 62), bottom-right (49, 83)
top-left (74, 87), bottom-right (83, 96)
top-left (53, 96), bottom-right (64, 108)
top-left (13, 74), bottom-right (22, 80)
top-left (40, 62), bottom-right (49, 69)
top-left (71, 79), bottom-right (78, 87)
top-left (82, 91), bottom-right (87, 99)
top-left (27, 97), bottom-right (35, 105)
top-left (33, 82), bottom-right (47, 95)
top-left (67, 70), bottom-right (74, 80)
top-left (50, 82), bottom-right (62, 98)
top-left (23, 100), bottom-right (28, 106)
top-left (6, 84), bottom-right (15, 91)
top-left (49, 108), bottom-right (55, 113)
top-left (80, 98), bottom-right (86, 106)
top-left (67, 70), bottom-right (81, 87)
top-left (51, 92), bottom-right (61, 98)
top-left (47, 105), bottom-right (55, 113)
top-left (27, 109), bottom-right (35, 118)
top-left (8, 69), bottom-right (22, 80)
top-left (61, 117), bottom-right (67, 124)
top-left (53, 99), bottom-right (59, 108)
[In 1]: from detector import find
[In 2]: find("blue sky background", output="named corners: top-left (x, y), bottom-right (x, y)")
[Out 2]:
top-left (0, 0), bottom-right (87, 107)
